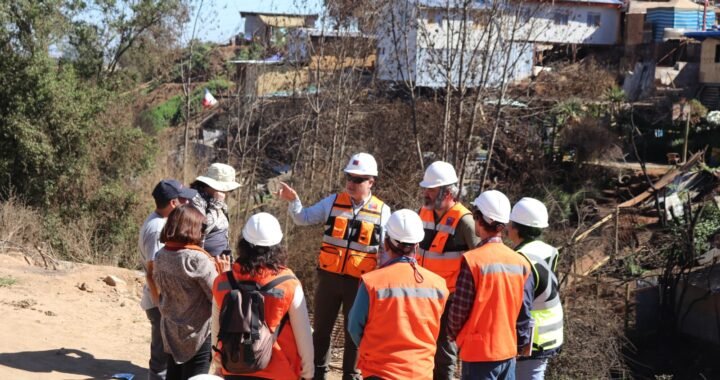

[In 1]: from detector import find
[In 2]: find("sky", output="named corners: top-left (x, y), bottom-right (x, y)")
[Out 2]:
top-left (189, 0), bottom-right (324, 43)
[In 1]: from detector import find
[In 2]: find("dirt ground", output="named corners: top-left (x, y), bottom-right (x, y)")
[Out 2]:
top-left (0, 252), bottom-right (342, 380)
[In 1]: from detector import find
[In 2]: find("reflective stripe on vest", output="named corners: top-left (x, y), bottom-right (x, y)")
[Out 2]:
top-left (517, 240), bottom-right (564, 353)
top-left (358, 262), bottom-right (448, 380)
top-left (318, 193), bottom-right (385, 278)
top-left (417, 203), bottom-right (471, 292)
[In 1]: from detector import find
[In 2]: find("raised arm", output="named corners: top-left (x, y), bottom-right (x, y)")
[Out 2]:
top-left (276, 182), bottom-right (335, 226)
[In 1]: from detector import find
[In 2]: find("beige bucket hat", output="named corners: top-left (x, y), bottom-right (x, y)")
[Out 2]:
top-left (195, 163), bottom-right (241, 192)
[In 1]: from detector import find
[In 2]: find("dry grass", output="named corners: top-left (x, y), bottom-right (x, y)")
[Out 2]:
top-left (0, 195), bottom-right (41, 253)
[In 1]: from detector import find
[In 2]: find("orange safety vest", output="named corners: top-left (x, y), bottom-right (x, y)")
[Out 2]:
top-left (456, 242), bottom-right (532, 362)
top-left (318, 192), bottom-right (385, 278)
top-left (358, 260), bottom-right (449, 380)
top-left (417, 203), bottom-right (472, 292)
top-left (212, 266), bottom-right (302, 379)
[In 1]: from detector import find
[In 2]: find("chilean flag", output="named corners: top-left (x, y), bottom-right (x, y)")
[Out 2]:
top-left (202, 89), bottom-right (218, 109)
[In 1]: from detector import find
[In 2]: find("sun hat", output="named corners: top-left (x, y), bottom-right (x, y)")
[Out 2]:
top-left (195, 163), bottom-right (241, 192)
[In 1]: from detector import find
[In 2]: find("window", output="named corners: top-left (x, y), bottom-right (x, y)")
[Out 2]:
top-left (715, 44), bottom-right (720, 63)
top-left (554, 12), bottom-right (569, 26)
top-left (586, 13), bottom-right (601, 27)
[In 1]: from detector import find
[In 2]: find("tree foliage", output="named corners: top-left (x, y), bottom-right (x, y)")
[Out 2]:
top-left (0, 0), bottom-right (161, 265)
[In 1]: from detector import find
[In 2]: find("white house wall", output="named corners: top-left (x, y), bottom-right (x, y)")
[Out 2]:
top-left (376, 0), bottom-right (535, 87)
top-left (415, 41), bottom-right (533, 87)
top-left (515, 4), bottom-right (620, 45)
top-left (377, 1), bottom-right (419, 82)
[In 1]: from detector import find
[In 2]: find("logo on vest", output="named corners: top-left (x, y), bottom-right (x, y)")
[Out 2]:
top-left (446, 217), bottom-right (455, 225)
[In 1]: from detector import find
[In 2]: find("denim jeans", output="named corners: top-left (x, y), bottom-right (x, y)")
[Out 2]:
top-left (461, 358), bottom-right (516, 380)
top-left (515, 358), bottom-right (548, 380)
top-left (146, 307), bottom-right (168, 380)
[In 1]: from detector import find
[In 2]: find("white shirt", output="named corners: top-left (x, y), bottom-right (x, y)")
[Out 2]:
top-left (138, 211), bottom-right (166, 310)
top-left (288, 193), bottom-right (390, 230)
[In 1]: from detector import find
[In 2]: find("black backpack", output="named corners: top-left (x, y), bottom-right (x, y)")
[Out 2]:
top-left (213, 272), bottom-right (295, 373)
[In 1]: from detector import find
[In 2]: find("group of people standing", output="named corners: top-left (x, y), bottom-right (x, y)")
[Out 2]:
top-left (138, 153), bottom-right (563, 380)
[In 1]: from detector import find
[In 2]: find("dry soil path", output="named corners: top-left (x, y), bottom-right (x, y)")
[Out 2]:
top-left (0, 253), bottom-right (341, 380)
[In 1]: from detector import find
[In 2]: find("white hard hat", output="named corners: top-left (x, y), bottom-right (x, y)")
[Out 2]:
top-left (344, 153), bottom-right (378, 177)
top-left (472, 190), bottom-right (511, 224)
top-left (419, 161), bottom-right (458, 188)
top-left (386, 209), bottom-right (425, 244)
top-left (242, 212), bottom-right (283, 246)
top-left (510, 197), bottom-right (549, 228)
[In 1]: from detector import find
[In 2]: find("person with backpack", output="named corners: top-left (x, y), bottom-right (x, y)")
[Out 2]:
top-left (153, 204), bottom-right (232, 380)
top-left (211, 212), bottom-right (314, 380)
top-left (348, 209), bottom-right (449, 380)
top-left (191, 163), bottom-right (242, 256)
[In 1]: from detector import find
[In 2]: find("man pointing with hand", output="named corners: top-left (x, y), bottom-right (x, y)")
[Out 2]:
top-left (276, 153), bottom-right (391, 380)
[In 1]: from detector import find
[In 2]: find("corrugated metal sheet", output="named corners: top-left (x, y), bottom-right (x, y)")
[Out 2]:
top-left (647, 8), bottom-right (716, 41)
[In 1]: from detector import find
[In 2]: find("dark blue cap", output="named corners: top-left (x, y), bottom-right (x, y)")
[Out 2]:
top-left (152, 179), bottom-right (198, 203)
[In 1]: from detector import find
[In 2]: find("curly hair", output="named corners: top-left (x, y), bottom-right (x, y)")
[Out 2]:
top-left (235, 238), bottom-right (288, 276)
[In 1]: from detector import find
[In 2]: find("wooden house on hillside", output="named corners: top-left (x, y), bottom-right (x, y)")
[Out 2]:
top-left (241, 11), bottom-right (319, 45)
top-left (684, 30), bottom-right (720, 109)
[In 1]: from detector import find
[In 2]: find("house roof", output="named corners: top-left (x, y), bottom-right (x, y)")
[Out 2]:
top-left (553, 0), bottom-right (623, 5)
top-left (417, 0), bottom-right (621, 8)
top-left (240, 11), bottom-right (318, 18)
top-left (628, 0), bottom-right (712, 14)
top-left (293, 28), bottom-right (373, 39)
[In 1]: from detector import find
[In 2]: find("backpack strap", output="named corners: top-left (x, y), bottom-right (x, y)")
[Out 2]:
top-left (260, 275), bottom-right (296, 339)
top-left (259, 275), bottom-right (296, 292)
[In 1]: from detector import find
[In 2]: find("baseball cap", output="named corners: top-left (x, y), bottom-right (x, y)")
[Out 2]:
top-left (152, 179), bottom-right (198, 203)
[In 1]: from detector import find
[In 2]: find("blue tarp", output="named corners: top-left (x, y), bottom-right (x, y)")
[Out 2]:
top-left (685, 30), bottom-right (720, 41)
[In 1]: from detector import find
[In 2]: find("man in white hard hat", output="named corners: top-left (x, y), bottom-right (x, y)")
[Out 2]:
top-left (276, 152), bottom-right (391, 380)
top-left (447, 190), bottom-right (534, 380)
top-left (348, 209), bottom-right (449, 380)
top-left (417, 161), bottom-right (481, 380)
top-left (507, 198), bottom-right (563, 380)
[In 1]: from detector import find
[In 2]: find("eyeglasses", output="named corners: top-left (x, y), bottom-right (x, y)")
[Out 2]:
top-left (345, 174), bottom-right (370, 184)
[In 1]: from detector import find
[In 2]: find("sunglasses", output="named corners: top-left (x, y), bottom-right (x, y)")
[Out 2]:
top-left (346, 174), bottom-right (370, 184)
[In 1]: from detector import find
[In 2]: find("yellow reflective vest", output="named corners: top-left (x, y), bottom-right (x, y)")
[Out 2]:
top-left (517, 240), bottom-right (564, 356)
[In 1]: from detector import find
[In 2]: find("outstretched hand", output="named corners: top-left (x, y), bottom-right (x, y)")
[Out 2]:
top-left (275, 182), bottom-right (298, 202)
